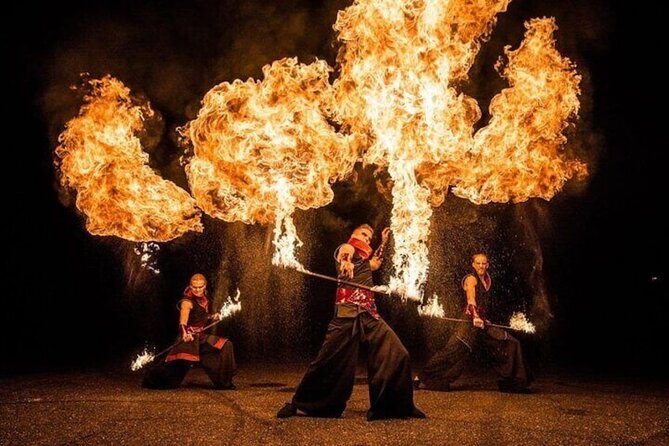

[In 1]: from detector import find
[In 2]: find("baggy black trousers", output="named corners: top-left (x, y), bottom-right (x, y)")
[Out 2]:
top-left (292, 312), bottom-right (415, 419)
top-left (142, 341), bottom-right (236, 389)
top-left (419, 322), bottom-right (531, 390)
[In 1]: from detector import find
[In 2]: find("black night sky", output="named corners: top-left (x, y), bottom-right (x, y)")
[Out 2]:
top-left (5, 0), bottom-right (667, 378)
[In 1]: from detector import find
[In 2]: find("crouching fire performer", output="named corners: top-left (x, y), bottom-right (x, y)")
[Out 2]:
top-left (142, 273), bottom-right (236, 390)
top-left (414, 253), bottom-right (532, 393)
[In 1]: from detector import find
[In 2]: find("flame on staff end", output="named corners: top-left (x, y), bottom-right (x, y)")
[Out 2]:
top-left (130, 348), bottom-right (156, 371)
top-left (218, 289), bottom-right (242, 319)
top-left (418, 294), bottom-right (446, 318)
top-left (509, 312), bottom-right (536, 333)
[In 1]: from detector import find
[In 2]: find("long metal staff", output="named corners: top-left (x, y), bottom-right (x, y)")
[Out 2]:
top-left (288, 266), bottom-right (520, 331)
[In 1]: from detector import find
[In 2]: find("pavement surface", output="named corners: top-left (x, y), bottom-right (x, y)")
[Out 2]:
top-left (1, 364), bottom-right (668, 445)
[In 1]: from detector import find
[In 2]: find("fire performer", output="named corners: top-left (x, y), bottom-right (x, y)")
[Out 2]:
top-left (277, 224), bottom-right (425, 420)
top-left (142, 273), bottom-right (236, 390)
top-left (414, 253), bottom-right (532, 393)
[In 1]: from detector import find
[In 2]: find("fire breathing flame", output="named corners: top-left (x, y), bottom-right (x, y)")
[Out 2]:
top-left (509, 311), bottom-right (536, 333)
top-left (438, 18), bottom-right (587, 204)
top-left (55, 76), bottom-right (203, 242)
top-left (130, 348), bottom-right (155, 371)
top-left (418, 293), bottom-right (446, 318)
top-left (217, 289), bottom-right (242, 319)
top-left (333, 1), bottom-right (585, 300)
top-left (181, 58), bottom-right (358, 268)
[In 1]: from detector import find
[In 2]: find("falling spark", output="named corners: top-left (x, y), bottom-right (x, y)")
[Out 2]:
top-left (417, 294), bottom-right (446, 318)
top-left (55, 76), bottom-right (202, 242)
top-left (130, 348), bottom-right (155, 371)
top-left (133, 242), bottom-right (160, 274)
top-left (218, 289), bottom-right (242, 319)
top-left (182, 58), bottom-right (357, 267)
top-left (509, 312), bottom-right (536, 333)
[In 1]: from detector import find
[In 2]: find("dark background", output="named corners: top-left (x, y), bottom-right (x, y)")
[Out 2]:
top-left (5, 0), bottom-right (666, 377)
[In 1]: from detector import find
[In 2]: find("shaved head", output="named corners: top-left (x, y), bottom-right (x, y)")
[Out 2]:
top-left (189, 273), bottom-right (207, 296)
top-left (190, 273), bottom-right (207, 285)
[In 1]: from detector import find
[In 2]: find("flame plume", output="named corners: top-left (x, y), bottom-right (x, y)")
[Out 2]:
top-left (433, 18), bottom-right (587, 204)
top-left (55, 76), bottom-right (203, 242)
top-left (334, 1), bottom-right (585, 299)
top-left (182, 58), bottom-right (357, 267)
top-left (333, 0), bottom-right (511, 299)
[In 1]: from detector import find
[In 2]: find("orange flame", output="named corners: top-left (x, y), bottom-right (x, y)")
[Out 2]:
top-left (333, 0), bottom-right (510, 299)
top-left (430, 18), bottom-right (587, 204)
top-left (55, 76), bottom-right (203, 242)
top-left (182, 58), bottom-right (357, 267)
top-left (334, 1), bottom-right (585, 299)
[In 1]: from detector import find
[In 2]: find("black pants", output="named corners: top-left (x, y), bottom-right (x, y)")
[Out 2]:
top-left (142, 341), bottom-right (236, 389)
top-left (292, 313), bottom-right (415, 419)
top-left (419, 323), bottom-right (531, 390)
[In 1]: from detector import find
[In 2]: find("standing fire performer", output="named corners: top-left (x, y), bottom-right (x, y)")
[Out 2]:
top-left (414, 253), bottom-right (532, 393)
top-left (277, 224), bottom-right (425, 420)
top-left (142, 273), bottom-right (236, 390)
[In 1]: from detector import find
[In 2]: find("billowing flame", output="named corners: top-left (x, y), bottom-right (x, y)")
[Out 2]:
top-left (56, 3), bottom-right (586, 307)
top-left (55, 76), bottom-right (203, 242)
top-left (429, 18), bottom-right (587, 204)
top-left (130, 348), bottom-right (155, 371)
top-left (509, 311), bottom-right (536, 333)
top-left (417, 293), bottom-right (446, 318)
top-left (217, 289), bottom-right (242, 319)
top-left (181, 58), bottom-right (357, 267)
top-left (333, 1), bottom-right (585, 299)
top-left (333, 0), bottom-right (510, 300)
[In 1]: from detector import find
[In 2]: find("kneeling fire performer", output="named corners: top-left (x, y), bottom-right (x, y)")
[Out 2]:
top-left (142, 273), bottom-right (236, 390)
top-left (277, 224), bottom-right (425, 420)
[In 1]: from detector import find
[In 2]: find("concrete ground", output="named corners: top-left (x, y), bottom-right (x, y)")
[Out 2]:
top-left (1, 364), bottom-right (667, 445)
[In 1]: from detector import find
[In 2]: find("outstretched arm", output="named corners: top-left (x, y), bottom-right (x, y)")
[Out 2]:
top-left (464, 276), bottom-right (484, 329)
top-left (179, 300), bottom-right (194, 342)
